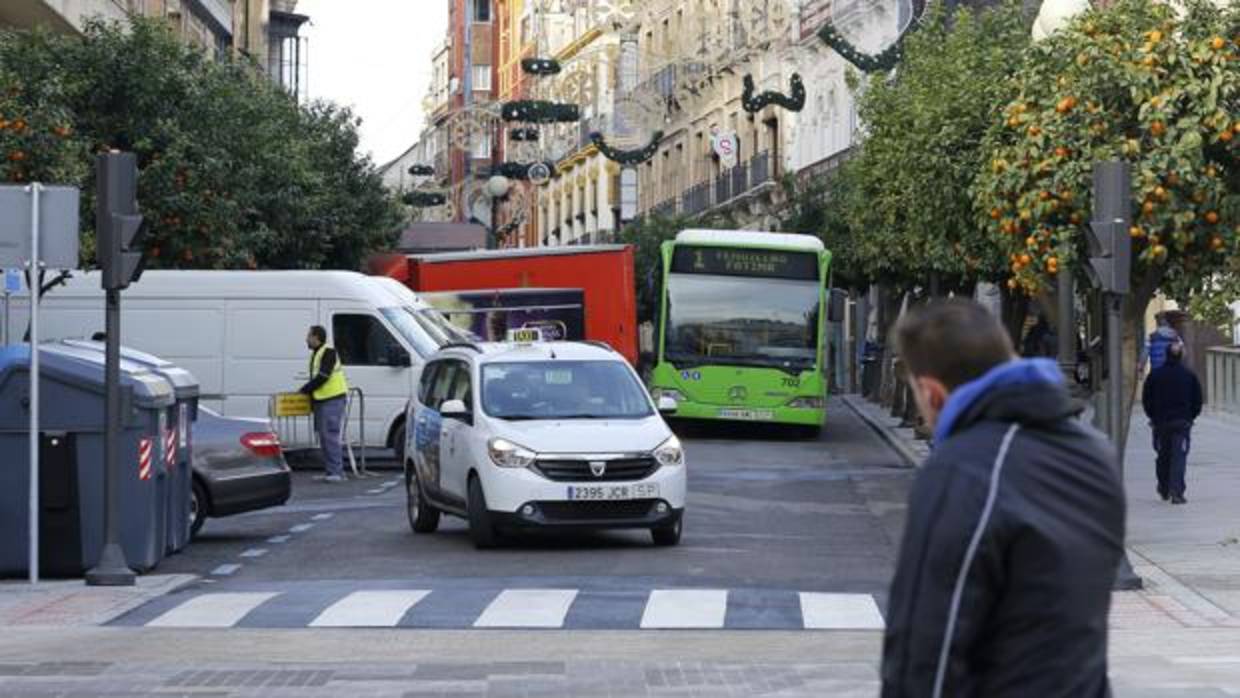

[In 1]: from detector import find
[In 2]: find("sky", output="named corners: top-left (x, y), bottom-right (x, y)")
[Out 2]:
top-left (296, 0), bottom-right (449, 167)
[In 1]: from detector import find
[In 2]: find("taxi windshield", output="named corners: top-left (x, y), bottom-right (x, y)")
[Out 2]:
top-left (481, 361), bottom-right (654, 420)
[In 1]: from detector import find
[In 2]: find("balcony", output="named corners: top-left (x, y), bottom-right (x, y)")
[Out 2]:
top-left (681, 181), bottom-right (711, 216)
top-left (650, 198), bottom-right (677, 218)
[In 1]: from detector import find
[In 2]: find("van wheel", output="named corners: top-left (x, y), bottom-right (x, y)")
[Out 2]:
top-left (467, 477), bottom-right (500, 549)
top-left (406, 464), bottom-right (440, 534)
top-left (651, 517), bottom-right (682, 546)
top-left (190, 479), bottom-right (208, 539)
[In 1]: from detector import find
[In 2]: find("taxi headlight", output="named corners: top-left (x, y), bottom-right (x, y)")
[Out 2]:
top-left (487, 438), bottom-right (537, 468)
top-left (652, 435), bottom-right (685, 468)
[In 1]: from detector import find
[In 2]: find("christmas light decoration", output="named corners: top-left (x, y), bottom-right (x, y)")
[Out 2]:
top-left (501, 100), bottom-right (581, 124)
top-left (590, 131), bottom-right (663, 165)
top-left (817, 22), bottom-right (904, 72)
top-left (521, 58), bottom-right (562, 75)
top-left (741, 73), bottom-right (806, 113)
top-left (406, 164), bottom-right (434, 176)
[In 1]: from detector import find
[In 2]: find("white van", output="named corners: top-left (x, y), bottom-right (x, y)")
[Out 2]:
top-left (7, 270), bottom-right (464, 459)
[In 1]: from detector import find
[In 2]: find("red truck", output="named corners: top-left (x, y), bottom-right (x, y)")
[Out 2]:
top-left (370, 245), bottom-right (639, 365)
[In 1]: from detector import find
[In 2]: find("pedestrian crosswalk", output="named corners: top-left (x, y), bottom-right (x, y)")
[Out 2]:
top-left (119, 587), bottom-right (885, 631)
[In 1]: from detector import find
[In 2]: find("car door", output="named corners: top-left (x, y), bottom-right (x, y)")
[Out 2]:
top-left (328, 310), bottom-right (413, 450)
top-left (412, 361), bottom-right (455, 502)
top-left (438, 360), bottom-right (475, 502)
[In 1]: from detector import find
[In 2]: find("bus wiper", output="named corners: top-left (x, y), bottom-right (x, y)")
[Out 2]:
top-left (549, 413), bottom-right (612, 420)
top-left (496, 414), bottom-right (542, 421)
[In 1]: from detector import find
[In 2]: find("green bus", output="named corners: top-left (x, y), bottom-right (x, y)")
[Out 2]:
top-left (649, 229), bottom-right (832, 432)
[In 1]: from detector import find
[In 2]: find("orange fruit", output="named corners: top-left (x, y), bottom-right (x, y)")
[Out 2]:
top-left (1206, 211), bottom-right (1220, 224)
top-left (1212, 37), bottom-right (1226, 50)
top-left (1039, 191), bottom-right (1052, 201)
top-left (1007, 278), bottom-right (1019, 290)
top-left (1221, 130), bottom-right (1234, 143)
top-left (1130, 226), bottom-right (1143, 238)
top-left (1026, 236), bottom-right (1038, 248)
top-left (1154, 186), bottom-right (1168, 201)
top-left (1019, 254), bottom-right (1032, 266)
top-left (990, 207), bottom-right (1003, 220)
top-left (1055, 146), bottom-right (1069, 158)
top-left (1233, 122), bottom-right (1240, 134)
top-left (1007, 116), bottom-right (1020, 129)
top-left (1211, 237), bottom-right (1225, 250)
top-left (1166, 172), bottom-right (1179, 186)
top-left (1070, 213), bottom-right (1083, 225)
top-left (1027, 125), bottom-right (1042, 137)
top-left (1143, 200), bottom-right (1156, 214)
top-left (1150, 120), bottom-right (1166, 137)
top-left (1147, 30), bottom-right (1163, 43)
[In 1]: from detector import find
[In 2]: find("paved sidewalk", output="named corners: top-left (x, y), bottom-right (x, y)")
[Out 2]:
top-left (0, 575), bottom-right (194, 627)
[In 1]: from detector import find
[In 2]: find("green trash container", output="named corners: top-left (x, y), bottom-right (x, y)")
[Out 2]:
top-left (63, 340), bottom-right (199, 554)
top-left (0, 345), bottom-right (174, 577)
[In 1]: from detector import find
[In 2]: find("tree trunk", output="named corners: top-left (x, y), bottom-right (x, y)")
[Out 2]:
top-left (999, 284), bottom-right (1030, 349)
top-left (877, 287), bottom-right (906, 407)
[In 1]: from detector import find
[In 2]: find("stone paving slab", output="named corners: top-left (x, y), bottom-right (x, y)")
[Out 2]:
top-left (0, 575), bottom-right (196, 627)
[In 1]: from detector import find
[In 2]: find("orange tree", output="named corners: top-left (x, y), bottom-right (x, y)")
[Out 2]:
top-left (973, 0), bottom-right (1238, 437)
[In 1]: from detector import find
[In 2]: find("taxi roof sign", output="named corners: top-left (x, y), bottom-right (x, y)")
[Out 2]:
top-left (507, 328), bottom-right (544, 344)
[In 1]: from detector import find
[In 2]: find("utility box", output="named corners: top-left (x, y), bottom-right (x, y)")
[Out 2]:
top-left (0, 345), bottom-right (174, 577)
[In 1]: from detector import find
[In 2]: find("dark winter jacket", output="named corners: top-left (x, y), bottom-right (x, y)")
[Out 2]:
top-left (881, 359), bottom-right (1125, 698)
top-left (1142, 357), bottom-right (1203, 428)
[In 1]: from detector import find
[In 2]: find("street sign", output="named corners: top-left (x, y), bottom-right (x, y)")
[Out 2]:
top-left (4, 270), bottom-right (21, 293)
top-left (711, 129), bottom-right (739, 169)
top-left (0, 186), bottom-right (80, 268)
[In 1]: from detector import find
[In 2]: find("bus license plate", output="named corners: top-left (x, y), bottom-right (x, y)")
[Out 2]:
top-left (718, 408), bottom-right (775, 421)
top-left (567, 483), bottom-right (660, 501)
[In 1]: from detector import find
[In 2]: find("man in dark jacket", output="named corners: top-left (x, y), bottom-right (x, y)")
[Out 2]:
top-left (1142, 342), bottom-right (1202, 504)
top-left (882, 299), bottom-right (1125, 698)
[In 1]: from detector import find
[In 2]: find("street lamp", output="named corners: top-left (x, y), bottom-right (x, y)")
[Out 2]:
top-left (484, 175), bottom-right (511, 249)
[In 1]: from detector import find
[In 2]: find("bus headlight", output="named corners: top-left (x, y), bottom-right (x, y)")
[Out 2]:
top-left (652, 435), bottom-right (685, 467)
top-left (786, 396), bottom-right (825, 409)
top-left (653, 388), bottom-right (686, 403)
top-left (488, 438), bottom-right (537, 468)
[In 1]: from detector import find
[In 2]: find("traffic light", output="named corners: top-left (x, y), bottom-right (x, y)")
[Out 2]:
top-left (1085, 161), bottom-right (1131, 295)
top-left (96, 152), bottom-right (146, 291)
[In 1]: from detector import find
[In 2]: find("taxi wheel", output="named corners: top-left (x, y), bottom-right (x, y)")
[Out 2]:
top-left (467, 477), bottom-right (500, 549)
top-left (406, 465), bottom-right (440, 534)
top-left (651, 517), bottom-right (682, 547)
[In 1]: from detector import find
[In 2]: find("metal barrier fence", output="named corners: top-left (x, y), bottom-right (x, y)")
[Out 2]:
top-left (269, 387), bottom-right (372, 477)
top-left (1207, 347), bottom-right (1240, 415)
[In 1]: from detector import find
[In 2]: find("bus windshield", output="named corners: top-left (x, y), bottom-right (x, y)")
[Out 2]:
top-left (663, 274), bottom-right (820, 371)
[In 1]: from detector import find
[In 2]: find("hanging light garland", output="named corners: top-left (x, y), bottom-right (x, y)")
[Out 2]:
top-left (590, 131), bottom-right (663, 165)
top-left (816, 22), bottom-right (905, 72)
top-left (493, 160), bottom-right (557, 181)
top-left (521, 57), bottom-right (562, 76)
top-left (406, 164), bottom-right (434, 177)
top-left (501, 100), bottom-right (580, 124)
top-left (741, 73), bottom-right (806, 113)
top-left (402, 191), bottom-right (447, 207)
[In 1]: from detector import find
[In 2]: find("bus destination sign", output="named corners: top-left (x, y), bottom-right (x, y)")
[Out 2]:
top-left (671, 246), bottom-right (818, 280)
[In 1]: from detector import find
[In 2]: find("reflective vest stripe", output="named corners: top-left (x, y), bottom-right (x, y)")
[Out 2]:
top-left (310, 344), bottom-right (349, 401)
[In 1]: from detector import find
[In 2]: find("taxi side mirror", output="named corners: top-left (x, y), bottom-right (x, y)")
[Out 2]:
top-left (441, 399), bottom-right (471, 423)
top-left (657, 396), bottom-right (678, 415)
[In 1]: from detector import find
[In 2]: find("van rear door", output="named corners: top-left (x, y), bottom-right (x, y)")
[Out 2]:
top-left (325, 305), bottom-right (416, 451)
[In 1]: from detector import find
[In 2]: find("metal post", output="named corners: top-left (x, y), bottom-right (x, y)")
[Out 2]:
top-left (26, 183), bottom-right (41, 584)
top-left (85, 287), bottom-right (135, 586)
top-left (1107, 291), bottom-right (1142, 590)
top-left (1057, 267), bottom-right (1075, 384)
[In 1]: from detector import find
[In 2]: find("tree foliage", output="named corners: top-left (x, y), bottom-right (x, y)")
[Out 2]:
top-left (842, 1), bottom-right (1034, 286)
top-left (617, 214), bottom-right (688, 323)
top-left (0, 18), bottom-right (403, 270)
top-left (973, 0), bottom-right (1239, 301)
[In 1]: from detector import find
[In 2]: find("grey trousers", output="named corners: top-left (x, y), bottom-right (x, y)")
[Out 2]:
top-left (313, 397), bottom-right (346, 477)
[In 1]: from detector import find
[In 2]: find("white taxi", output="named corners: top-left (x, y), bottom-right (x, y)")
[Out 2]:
top-left (403, 334), bottom-right (686, 548)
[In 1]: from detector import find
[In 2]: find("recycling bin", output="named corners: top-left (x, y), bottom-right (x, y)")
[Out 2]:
top-left (63, 340), bottom-right (198, 554)
top-left (0, 344), bottom-right (174, 577)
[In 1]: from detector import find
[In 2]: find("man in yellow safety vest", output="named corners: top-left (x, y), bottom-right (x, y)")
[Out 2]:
top-left (299, 325), bottom-right (350, 482)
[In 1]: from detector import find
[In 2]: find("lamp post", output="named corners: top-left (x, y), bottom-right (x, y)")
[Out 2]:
top-left (484, 174), bottom-right (512, 250)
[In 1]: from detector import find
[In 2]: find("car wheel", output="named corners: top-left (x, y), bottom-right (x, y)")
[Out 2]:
top-left (406, 463), bottom-right (440, 534)
top-left (392, 422), bottom-right (407, 465)
top-left (190, 479), bottom-right (208, 539)
top-left (651, 516), bottom-right (682, 547)
top-left (467, 476), bottom-right (500, 549)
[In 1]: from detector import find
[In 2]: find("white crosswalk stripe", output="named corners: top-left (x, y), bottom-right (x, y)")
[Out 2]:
top-left (799, 592), bottom-right (886, 630)
top-left (147, 592), bottom-right (277, 628)
top-left (640, 589), bottom-right (728, 629)
top-left (473, 589), bottom-right (578, 628)
top-left (309, 590), bottom-right (430, 627)
top-left (135, 589), bottom-right (885, 630)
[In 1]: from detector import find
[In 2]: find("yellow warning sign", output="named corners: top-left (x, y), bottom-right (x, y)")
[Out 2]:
top-left (274, 392), bottom-right (311, 417)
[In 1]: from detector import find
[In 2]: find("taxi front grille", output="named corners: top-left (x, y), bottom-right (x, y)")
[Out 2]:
top-left (538, 499), bottom-right (658, 521)
top-left (533, 457), bottom-right (659, 482)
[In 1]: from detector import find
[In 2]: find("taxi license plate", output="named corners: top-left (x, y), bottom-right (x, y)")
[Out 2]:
top-left (718, 408), bottom-right (775, 421)
top-left (567, 483), bottom-right (660, 501)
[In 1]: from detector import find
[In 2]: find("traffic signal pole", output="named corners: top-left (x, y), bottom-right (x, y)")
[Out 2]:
top-left (86, 152), bottom-right (144, 587)
top-left (1087, 160), bottom-right (1142, 592)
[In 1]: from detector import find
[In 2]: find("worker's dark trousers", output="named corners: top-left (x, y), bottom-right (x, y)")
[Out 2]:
top-left (1153, 423), bottom-right (1190, 498)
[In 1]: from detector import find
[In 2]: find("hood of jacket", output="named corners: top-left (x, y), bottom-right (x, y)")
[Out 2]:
top-left (934, 358), bottom-right (1076, 444)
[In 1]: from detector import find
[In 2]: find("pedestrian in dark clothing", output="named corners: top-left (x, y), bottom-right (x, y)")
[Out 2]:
top-left (1146, 313), bottom-right (1181, 370)
top-left (1020, 314), bottom-right (1057, 358)
top-left (882, 299), bottom-right (1125, 698)
top-left (1142, 342), bottom-right (1202, 504)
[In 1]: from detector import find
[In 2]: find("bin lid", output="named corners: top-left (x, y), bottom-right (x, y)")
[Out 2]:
top-left (61, 339), bottom-right (199, 399)
top-left (30, 343), bottom-right (176, 409)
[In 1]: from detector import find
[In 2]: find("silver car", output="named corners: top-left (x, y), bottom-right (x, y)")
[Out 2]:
top-left (191, 407), bottom-right (292, 537)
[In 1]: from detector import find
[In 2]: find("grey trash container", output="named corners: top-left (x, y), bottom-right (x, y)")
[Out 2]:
top-left (63, 340), bottom-right (199, 555)
top-left (0, 345), bottom-right (175, 577)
